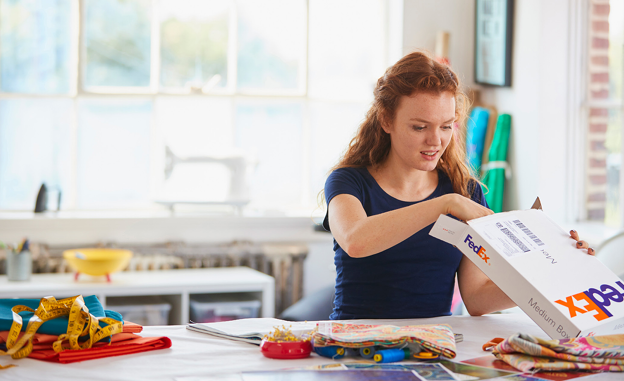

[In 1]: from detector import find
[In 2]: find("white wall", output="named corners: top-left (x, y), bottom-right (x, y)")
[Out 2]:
top-left (402, 0), bottom-right (477, 87)
top-left (479, 0), bottom-right (572, 224)
top-left (402, 0), bottom-right (574, 225)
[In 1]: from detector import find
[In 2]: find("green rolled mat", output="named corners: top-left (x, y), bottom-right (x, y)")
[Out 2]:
top-left (483, 114), bottom-right (511, 213)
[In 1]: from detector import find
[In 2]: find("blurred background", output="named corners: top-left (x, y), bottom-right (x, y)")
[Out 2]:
top-left (1, 0), bottom-right (624, 314)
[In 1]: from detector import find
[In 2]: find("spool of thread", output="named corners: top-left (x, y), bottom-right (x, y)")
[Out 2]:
top-left (413, 351), bottom-right (440, 360)
top-left (359, 346), bottom-right (376, 359)
top-left (313, 346), bottom-right (345, 359)
top-left (374, 348), bottom-right (410, 363)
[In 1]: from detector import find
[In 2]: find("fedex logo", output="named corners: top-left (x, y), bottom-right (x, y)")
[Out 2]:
top-left (464, 235), bottom-right (490, 264)
top-left (555, 281), bottom-right (624, 322)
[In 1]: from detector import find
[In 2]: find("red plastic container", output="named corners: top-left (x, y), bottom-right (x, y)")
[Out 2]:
top-left (260, 338), bottom-right (312, 359)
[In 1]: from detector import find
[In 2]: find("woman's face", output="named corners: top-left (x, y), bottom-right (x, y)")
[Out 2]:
top-left (383, 91), bottom-right (456, 172)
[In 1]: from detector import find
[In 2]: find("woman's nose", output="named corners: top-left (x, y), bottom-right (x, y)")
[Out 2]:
top-left (426, 129), bottom-right (442, 146)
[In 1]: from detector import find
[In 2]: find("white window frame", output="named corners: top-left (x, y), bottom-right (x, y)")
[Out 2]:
top-left (574, 0), bottom-right (624, 226)
top-left (78, 0), bottom-right (308, 97)
top-left (0, 0), bottom-right (399, 212)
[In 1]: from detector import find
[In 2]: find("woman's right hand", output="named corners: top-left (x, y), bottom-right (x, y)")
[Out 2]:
top-left (442, 194), bottom-right (494, 222)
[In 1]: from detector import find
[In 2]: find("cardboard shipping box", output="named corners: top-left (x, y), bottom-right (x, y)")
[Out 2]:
top-left (430, 206), bottom-right (624, 339)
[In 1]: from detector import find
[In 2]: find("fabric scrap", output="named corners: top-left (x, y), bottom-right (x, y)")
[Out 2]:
top-left (490, 333), bottom-right (624, 372)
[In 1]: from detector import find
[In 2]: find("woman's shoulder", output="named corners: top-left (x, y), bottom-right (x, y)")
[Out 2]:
top-left (326, 166), bottom-right (370, 183)
top-left (324, 166), bottom-right (375, 203)
top-left (330, 166), bottom-right (367, 176)
top-left (467, 178), bottom-right (487, 206)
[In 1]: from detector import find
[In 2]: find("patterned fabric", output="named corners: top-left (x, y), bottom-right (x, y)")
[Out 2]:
top-left (491, 333), bottom-right (624, 372)
top-left (312, 322), bottom-right (456, 359)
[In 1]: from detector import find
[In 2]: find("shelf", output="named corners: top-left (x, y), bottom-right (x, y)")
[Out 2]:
top-left (0, 267), bottom-right (275, 325)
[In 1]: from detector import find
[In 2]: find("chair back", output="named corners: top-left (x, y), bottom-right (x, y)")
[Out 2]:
top-left (596, 232), bottom-right (624, 278)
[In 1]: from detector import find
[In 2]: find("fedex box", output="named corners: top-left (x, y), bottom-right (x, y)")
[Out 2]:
top-left (430, 208), bottom-right (624, 339)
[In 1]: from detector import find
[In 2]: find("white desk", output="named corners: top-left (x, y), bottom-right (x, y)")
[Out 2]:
top-left (0, 267), bottom-right (275, 324)
top-left (0, 314), bottom-right (619, 381)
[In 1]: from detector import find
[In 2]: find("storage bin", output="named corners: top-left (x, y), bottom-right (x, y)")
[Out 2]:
top-left (189, 297), bottom-right (261, 323)
top-left (109, 303), bottom-right (172, 326)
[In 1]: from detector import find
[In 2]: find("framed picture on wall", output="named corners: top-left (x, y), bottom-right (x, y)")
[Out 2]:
top-left (474, 0), bottom-right (514, 87)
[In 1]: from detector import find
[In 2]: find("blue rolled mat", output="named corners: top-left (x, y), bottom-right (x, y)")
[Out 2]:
top-left (466, 107), bottom-right (490, 176)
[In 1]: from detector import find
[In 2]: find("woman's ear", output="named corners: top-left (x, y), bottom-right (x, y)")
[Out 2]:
top-left (379, 113), bottom-right (392, 134)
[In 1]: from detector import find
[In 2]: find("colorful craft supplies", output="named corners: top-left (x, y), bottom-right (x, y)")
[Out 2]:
top-left (488, 333), bottom-right (624, 372)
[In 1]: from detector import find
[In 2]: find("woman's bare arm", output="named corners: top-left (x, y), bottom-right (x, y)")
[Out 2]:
top-left (328, 193), bottom-right (492, 258)
top-left (457, 256), bottom-right (516, 316)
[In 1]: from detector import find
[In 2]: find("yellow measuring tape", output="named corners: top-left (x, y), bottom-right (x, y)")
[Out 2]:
top-left (0, 295), bottom-right (123, 370)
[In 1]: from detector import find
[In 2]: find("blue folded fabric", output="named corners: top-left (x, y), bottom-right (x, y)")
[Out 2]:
top-left (0, 295), bottom-right (123, 335)
top-left (104, 309), bottom-right (123, 323)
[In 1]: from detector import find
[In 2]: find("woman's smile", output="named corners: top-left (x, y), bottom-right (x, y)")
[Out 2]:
top-left (420, 150), bottom-right (439, 160)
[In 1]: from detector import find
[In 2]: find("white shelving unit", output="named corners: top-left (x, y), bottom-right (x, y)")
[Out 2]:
top-left (0, 267), bottom-right (275, 325)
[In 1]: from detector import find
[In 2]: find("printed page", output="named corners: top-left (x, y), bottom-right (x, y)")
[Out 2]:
top-left (188, 317), bottom-right (316, 337)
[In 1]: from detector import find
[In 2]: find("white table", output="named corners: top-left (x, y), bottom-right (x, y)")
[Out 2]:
top-left (0, 267), bottom-right (275, 324)
top-left (1, 314), bottom-right (619, 381)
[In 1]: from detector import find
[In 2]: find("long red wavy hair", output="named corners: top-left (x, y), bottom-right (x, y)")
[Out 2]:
top-left (331, 50), bottom-right (475, 197)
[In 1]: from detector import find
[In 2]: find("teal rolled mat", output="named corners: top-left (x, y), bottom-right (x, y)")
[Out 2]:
top-left (0, 295), bottom-right (123, 336)
top-left (483, 114), bottom-right (511, 213)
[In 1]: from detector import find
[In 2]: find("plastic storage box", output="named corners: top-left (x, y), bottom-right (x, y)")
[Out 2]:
top-left (108, 303), bottom-right (172, 326)
top-left (189, 296), bottom-right (261, 323)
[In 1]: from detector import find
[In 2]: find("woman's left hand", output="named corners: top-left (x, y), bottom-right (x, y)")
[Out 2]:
top-left (569, 230), bottom-right (595, 256)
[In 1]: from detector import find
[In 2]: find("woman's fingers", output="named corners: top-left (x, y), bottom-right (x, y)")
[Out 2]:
top-left (573, 238), bottom-right (596, 256)
top-left (570, 231), bottom-right (595, 256)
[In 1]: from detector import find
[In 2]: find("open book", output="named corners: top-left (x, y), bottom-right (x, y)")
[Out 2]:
top-left (186, 318), bottom-right (318, 345)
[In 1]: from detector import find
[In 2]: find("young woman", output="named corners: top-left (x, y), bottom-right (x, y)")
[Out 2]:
top-left (322, 51), bottom-right (593, 320)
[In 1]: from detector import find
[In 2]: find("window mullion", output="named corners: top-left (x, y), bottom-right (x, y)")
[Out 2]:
top-left (77, 0), bottom-right (87, 96)
top-left (150, 0), bottom-right (160, 93)
top-left (228, 0), bottom-right (238, 93)
top-left (69, 0), bottom-right (80, 96)
top-left (302, 0), bottom-right (309, 97)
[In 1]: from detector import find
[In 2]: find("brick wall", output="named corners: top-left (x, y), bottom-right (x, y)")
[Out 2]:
top-left (586, 0), bottom-right (610, 220)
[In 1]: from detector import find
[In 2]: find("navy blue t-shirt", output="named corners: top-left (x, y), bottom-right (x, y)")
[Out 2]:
top-left (323, 167), bottom-right (488, 320)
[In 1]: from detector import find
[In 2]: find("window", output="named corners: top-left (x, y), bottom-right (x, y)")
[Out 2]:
top-left (585, 0), bottom-right (623, 226)
top-left (0, 0), bottom-right (397, 212)
top-left (0, 0), bottom-right (74, 94)
top-left (604, 0), bottom-right (623, 226)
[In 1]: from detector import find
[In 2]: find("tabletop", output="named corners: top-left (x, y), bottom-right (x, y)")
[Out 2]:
top-left (0, 313), bottom-right (620, 381)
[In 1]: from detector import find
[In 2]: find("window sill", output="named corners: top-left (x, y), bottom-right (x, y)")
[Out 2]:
top-left (0, 209), bottom-right (331, 246)
top-left (0, 208), bottom-right (324, 220)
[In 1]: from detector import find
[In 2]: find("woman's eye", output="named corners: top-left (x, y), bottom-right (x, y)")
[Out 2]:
top-left (412, 126), bottom-right (426, 131)
top-left (442, 125), bottom-right (453, 130)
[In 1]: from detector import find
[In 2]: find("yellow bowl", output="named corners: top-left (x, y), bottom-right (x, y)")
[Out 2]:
top-left (63, 248), bottom-right (133, 277)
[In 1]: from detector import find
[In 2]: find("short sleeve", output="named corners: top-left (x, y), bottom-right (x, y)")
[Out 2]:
top-left (322, 168), bottom-right (365, 231)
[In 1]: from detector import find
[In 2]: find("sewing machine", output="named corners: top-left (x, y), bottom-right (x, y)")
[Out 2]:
top-left (156, 146), bottom-right (255, 214)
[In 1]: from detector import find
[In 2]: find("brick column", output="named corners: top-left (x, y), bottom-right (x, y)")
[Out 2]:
top-left (586, 0), bottom-right (610, 220)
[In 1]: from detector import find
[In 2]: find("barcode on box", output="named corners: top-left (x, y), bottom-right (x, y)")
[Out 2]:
top-left (496, 222), bottom-right (530, 253)
top-left (513, 220), bottom-right (545, 246)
